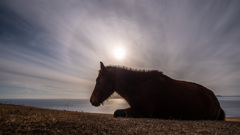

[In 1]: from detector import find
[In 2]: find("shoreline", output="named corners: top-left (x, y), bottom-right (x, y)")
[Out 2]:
top-left (1, 104), bottom-right (240, 134)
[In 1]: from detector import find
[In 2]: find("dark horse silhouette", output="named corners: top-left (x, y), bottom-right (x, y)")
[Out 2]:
top-left (90, 62), bottom-right (225, 120)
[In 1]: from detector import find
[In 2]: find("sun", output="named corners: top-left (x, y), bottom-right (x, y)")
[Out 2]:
top-left (113, 46), bottom-right (126, 60)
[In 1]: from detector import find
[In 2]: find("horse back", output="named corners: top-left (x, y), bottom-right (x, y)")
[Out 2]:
top-left (164, 80), bottom-right (221, 120)
top-left (132, 77), bottom-right (222, 120)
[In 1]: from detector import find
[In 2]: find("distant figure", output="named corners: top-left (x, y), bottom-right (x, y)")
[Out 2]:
top-left (90, 62), bottom-right (225, 120)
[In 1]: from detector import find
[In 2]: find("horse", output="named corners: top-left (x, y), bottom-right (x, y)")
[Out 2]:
top-left (90, 62), bottom-right (225, 120)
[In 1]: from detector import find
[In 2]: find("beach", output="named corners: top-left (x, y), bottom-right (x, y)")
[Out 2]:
top-left (0, 104), bottom-right (240, 135)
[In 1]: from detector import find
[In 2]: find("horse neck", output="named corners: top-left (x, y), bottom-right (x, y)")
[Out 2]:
top-left (110, 68), bottom-right (170, 104)
top-left (110, 68), bottom-right (143, 102)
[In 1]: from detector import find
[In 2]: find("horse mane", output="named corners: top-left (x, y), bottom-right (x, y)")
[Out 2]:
top-left (105, 65), bottom-right (171, 84)
top-left (106, 65), bottom-right (163, 74)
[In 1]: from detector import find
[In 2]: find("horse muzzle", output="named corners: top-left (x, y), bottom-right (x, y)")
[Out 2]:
top-left (90, 98), bottom-right (101, 107)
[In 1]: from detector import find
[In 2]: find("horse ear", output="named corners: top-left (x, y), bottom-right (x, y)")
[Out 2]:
top-left (100, 62), bottom-right (105, 70)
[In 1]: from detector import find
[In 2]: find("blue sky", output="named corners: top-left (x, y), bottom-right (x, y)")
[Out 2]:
top-left (0, 0), bottom-right (240, 99)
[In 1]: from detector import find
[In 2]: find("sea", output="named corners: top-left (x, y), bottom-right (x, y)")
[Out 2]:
top-left (0, 97), bottom-right (239, 117)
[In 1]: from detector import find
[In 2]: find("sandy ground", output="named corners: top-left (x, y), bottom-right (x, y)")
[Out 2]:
top-left (0, 104), bottom-right (240, 135)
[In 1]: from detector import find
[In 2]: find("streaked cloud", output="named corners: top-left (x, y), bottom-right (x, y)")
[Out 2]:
top-left (0, 0), bottom-right (239, 98)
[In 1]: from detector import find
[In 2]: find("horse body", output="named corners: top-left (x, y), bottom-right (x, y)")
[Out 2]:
top-left (90, 62), bottom-right (225, 120)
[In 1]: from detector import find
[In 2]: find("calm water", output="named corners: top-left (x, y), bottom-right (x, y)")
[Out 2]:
top-left (0, 97), bottom-right (239, 117)
top-left (218, 96), bottom-right (240, 117)
top-left (0, 98), bottom-right (129, 114)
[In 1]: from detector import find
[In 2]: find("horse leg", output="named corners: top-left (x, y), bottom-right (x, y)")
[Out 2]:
top-left (114, 108), bottom-right (144, 118)
top-left (114, 109), bottom-right (128, 117)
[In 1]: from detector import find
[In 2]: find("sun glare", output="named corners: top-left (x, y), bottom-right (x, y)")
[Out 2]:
top-left (113, 46), bottom-right (126, 60)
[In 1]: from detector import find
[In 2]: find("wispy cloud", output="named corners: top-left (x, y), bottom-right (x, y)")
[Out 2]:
top-left (0, 0), bottom-right (240, 98)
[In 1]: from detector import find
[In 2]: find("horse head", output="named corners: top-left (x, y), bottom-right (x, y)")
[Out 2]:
top-left (90, 62), bottom-right (115, 107)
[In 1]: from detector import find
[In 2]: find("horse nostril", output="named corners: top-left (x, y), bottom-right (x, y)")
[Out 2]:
top-left (90, 99), bottom-right (95, 105)
top-left (90, 99), bottom-right (92, 104)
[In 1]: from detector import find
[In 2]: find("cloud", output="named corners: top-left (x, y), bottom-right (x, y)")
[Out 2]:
top-left (0, 0), bottom-right (240, 98)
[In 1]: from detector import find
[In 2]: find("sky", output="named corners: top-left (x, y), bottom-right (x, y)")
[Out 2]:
top-left (0, 0), bottom-right (240, 99)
